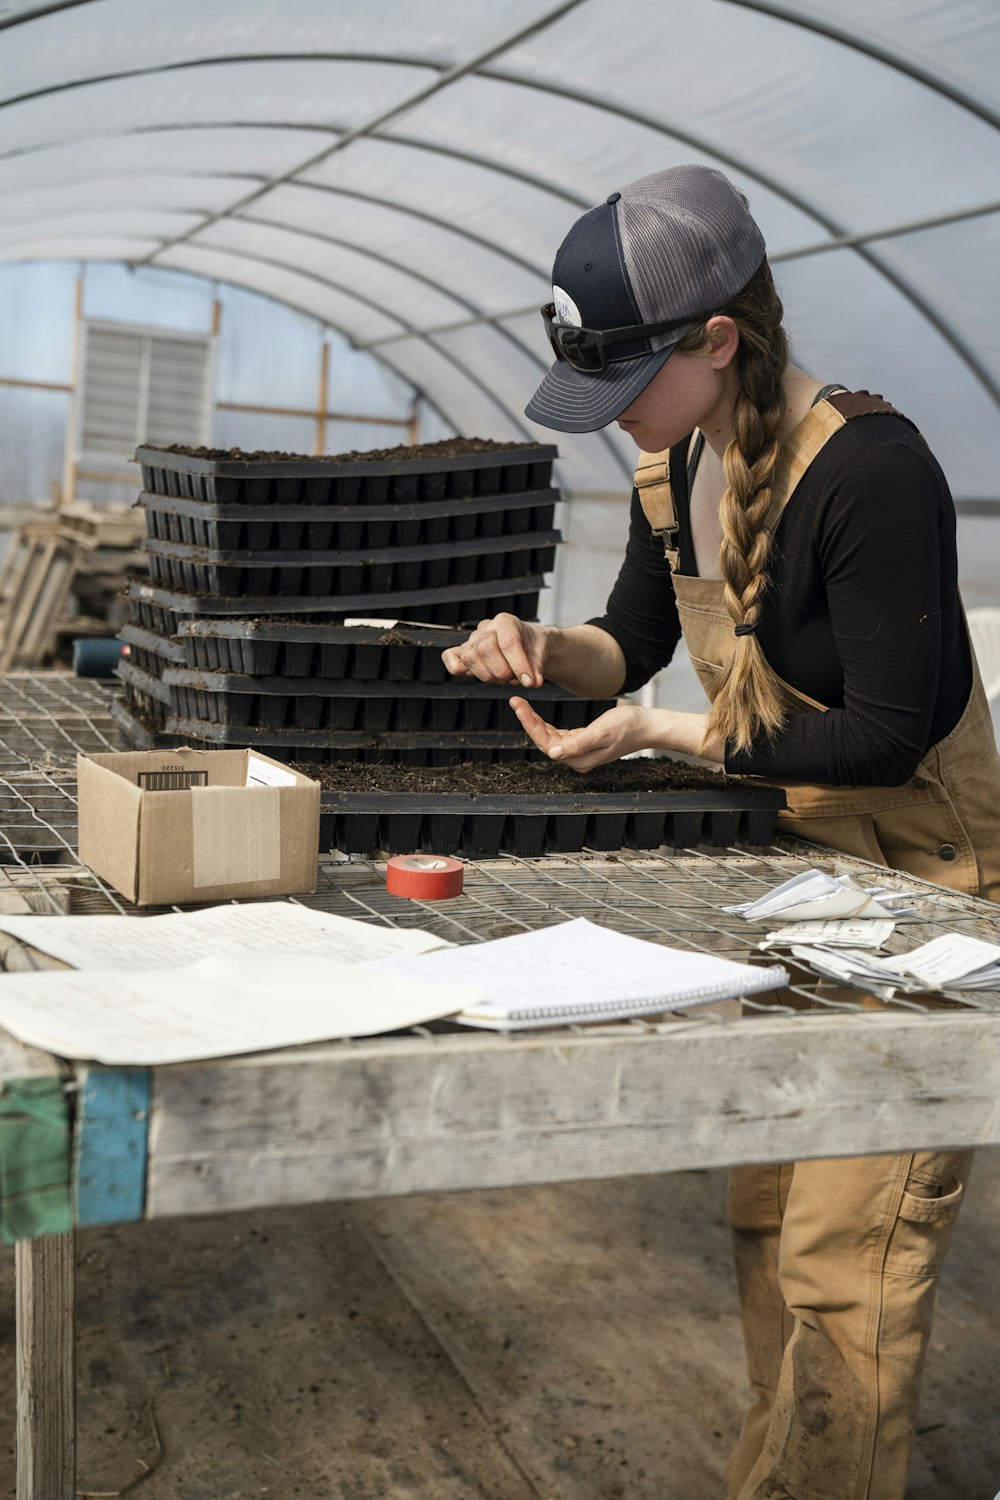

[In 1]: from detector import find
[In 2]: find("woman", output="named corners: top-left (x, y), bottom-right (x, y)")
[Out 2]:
top-left (443, 165), bottom-right (1000, 1500)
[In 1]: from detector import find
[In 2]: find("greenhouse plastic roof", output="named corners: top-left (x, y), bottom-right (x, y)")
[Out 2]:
top-left (2, 0), bottom-right (1000, 499)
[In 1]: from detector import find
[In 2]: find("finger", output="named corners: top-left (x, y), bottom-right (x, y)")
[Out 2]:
top-left (494, 618), bottom-right (541, 689)
top-left (510, 696), bottom-right (562, 754)
top-left (441, 646), bottom-right (469, 677)
top-left (470, 633), bottom-right (521, 684)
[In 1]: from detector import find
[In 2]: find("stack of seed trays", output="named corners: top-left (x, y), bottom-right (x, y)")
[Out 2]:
top-left (135, 440), bottom-right (558, 609)
top-left (114, 438), bottom-right (567, 762)
top-left (122, 621), bottom-right (614, 766)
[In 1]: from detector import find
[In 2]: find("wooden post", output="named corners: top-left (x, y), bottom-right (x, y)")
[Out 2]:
top-left (315, 340), bottom-right (330, 455)
top-left (406, 396), bottom-right (419, 447)
top-left (61, 274), bottom-right (84, 511)
top-left (16, 1233), bottom-right (76, 1500)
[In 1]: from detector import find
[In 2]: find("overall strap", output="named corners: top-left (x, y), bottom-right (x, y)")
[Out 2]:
top-left (633, 447), bottom-right (680, 570)
top-left (763, 389), bottom-right (918, 534)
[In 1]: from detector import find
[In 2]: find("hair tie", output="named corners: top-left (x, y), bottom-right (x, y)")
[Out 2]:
top-left (734, 621), bottom-right (757, 637)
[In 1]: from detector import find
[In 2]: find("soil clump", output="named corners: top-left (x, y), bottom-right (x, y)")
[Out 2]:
top-left (156, 437), bottom-right (543, 464)
top-left (298, 757), bottom-right (738, 796)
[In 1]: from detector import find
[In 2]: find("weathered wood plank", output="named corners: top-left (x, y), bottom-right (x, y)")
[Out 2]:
top-left (145, 1010), bottom-right (1000, 1219)
top-left (15, 1231), bottom-right (75, 1500)
top-left (0, 1029), bottom-right (62, 1086)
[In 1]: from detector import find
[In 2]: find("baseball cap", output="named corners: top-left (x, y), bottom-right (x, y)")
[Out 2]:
top-left (525, 164), bottom-right (767, 434)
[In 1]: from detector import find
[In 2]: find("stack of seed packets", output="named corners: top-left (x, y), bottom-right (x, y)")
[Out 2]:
top-left (782, 934), bottom-right (1000, 1003)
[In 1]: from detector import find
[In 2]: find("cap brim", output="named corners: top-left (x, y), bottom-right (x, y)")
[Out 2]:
top-left (524, 345), bottom-right (675, 434)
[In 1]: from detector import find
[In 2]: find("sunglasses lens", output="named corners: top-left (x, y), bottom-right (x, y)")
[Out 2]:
top-left (556, 328), bottom-right (603, 372)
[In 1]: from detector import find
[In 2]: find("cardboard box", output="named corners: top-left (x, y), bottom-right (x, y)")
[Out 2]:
top-left (77, 748), bottom-right (321, 907)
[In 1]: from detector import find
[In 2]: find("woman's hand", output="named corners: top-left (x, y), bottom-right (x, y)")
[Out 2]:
top-left (511, 698), bottom-right (725, 771)
top-left (510, 699), bottom-right (654, 772)
top-left (442, 613), bottom-right (548, 688)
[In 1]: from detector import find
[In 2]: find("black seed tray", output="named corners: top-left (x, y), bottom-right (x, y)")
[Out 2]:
top-left (159, 670), bottom-right (613, 733)
top-left (118, 622), bottom-right (185, 680)
top-left (112, 696), bottom-right (539, 766)
top-left (116, 656), bottom-right (173, 709)
top-left (138, 489), bottom-right (558, 551)
top-left (161, 716), bottom-right (544, 766)
top-left (135, 443), bottom-right (556, 506)
top-left (128, 578), bottom-right (544, 625)
top-left (317, 787), bottom-right (787, 857)
top-left (141, 532), bottom-right (560, 598)
top-left (111, 694), bottom-right (187, 752)
top-left (175, 621), bottom-right (472, 678)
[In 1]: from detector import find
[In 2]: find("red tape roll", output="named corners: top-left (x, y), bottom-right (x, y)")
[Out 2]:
top-left (386, 853), bottom-right (464, 900)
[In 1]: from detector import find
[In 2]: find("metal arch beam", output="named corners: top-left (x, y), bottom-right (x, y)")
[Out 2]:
top-left (0, 57), bottom-right (996, 408)
top-left (0, 120), bottom-right (592, 212)
top-left (2, 55), bottom-right (996, 410)
top-left (0, 0), bottom-right (95, 31)
top-left (2, 15), bottom-right (999, 133)
top-left (124, 1), bottom-right (592, 266)
top-left (716, 0), bottom-right (1000, 135)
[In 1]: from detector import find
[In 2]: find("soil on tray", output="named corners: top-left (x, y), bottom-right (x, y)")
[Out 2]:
top-left (157, 437), bottom-right (544, 464)
top-left (296, 757), bottom-right (743, 796)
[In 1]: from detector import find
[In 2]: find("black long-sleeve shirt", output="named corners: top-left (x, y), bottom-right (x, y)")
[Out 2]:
top-left (589, 414), bottom-right (972, 786)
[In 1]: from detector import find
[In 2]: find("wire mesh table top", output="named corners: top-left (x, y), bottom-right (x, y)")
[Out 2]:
top-left (2, 672), bottom-right (999, 1041)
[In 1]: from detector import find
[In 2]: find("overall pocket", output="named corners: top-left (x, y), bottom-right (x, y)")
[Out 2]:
top-left (883, 1150), bottom-right (972, 1278)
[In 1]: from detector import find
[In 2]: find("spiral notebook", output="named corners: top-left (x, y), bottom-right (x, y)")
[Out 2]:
top-left (368, 917), bottom-right (790, 1030)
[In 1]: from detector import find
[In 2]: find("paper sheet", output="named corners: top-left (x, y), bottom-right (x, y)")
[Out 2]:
top-left (0, 951), bottom-right (476, 1064)
top-left (0, 902), bottom-right (448, 972)
top-left (760, 919), bottom-right (896, 950)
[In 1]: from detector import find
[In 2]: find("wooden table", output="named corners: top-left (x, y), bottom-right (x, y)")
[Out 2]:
top-left (2, 678), bottom-right (1000, 1496)
top-left (3, 844), bottom-right (1000, 1500)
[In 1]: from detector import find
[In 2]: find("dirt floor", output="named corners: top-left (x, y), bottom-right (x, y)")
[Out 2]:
top-left (1, 1156), bottom-right (998, 1499)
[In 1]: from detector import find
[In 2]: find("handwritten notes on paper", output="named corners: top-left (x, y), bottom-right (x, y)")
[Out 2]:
top-left (0, 901), bottom-right (448, 971)
top-left (0, 951), bottom-right (475, 1065)
top-left (0, 902), bottom-right (466, 1064)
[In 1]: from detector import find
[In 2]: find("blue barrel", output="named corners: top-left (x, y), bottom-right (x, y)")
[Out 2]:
top-left (72, 638), bottom-right (125, 677)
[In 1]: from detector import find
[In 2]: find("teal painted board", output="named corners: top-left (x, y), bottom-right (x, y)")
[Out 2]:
top-left (74, 1069), bottom-right (149, 1226)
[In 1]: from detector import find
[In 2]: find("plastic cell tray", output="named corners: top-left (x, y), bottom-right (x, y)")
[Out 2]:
top-left (149, 717), bottom-right (546, 767)
top-left (317, 786), bottom-right (788, 857)
top-left (173, 621), bottom-right (474, 679)
top-left (137, 489), bottom-right (558, 553)
top-left (126, 577), bottom-right (545, 626)
top-left (118, 622), bottom-right (185, 680)
top-left (135, 443), bottom-right (556, 507)
top-left (141, 532), bottom-right (560, 598)
top-left (116, 656), bottom-right (173, 710)
top-left (157, 666), bottom-right (615, 733)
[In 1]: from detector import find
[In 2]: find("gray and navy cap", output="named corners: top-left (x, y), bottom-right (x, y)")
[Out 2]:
top-left (525, 164), bottom-right (767, 434)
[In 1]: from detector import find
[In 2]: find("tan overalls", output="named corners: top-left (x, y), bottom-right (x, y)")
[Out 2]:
top-left (635, 391), bottom-right (1000, 1500)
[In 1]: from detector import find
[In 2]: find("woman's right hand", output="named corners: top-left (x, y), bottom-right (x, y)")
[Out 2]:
top-left (441, 613), bottom-right (548, 688)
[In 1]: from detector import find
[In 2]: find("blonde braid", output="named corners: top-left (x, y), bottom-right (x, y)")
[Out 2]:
top-left (676, 261), bottom-right (789, 753)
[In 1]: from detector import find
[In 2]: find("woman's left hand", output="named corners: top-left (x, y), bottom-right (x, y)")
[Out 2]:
top-left (510, 697), bottom-right (726, 771)
top-left (510, 699), bottom-right (654, 772)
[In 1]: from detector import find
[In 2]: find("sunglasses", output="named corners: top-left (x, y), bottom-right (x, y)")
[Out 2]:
top-left (541, 302), bottom-right (714, 374)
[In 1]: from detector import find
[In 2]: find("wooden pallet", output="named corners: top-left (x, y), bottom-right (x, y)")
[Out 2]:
top-left (0, 502), bottom-right (148, 668)
top-left (0, 524), bottom-right (83, 671)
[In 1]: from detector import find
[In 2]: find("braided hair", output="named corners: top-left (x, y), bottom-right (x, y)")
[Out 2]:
top-left (674, 260), bottom-right (789, 754)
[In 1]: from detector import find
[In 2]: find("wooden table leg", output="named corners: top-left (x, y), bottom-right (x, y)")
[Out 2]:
top-left (16, 1232), bottom-right (76, 1500)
